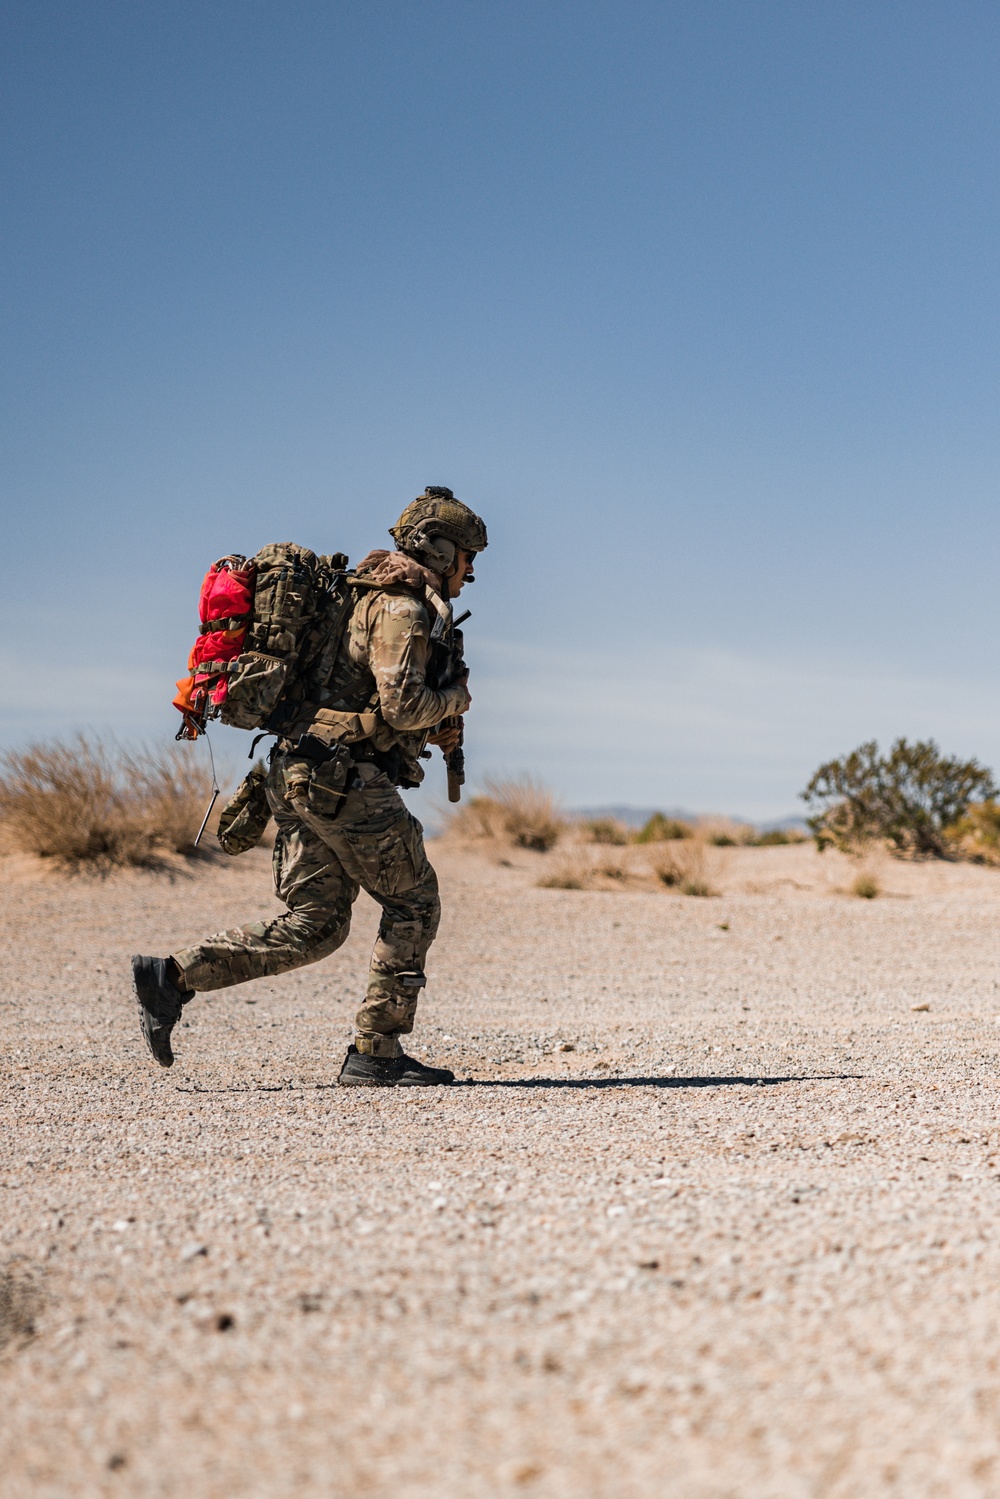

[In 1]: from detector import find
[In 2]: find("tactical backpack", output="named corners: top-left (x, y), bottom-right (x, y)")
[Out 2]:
top-left (173, 543), bottom-right (352, 741)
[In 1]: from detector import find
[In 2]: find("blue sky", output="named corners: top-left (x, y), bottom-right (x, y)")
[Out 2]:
top-left (3, 1), bottom-right (999, 818)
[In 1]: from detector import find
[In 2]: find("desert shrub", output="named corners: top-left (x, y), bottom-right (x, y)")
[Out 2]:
top-left (0, 736), bottom-right (216, 870)
top-left (945, 800), bottom-right (1000, 864)
top-left (698, 818), bottom-right (750, 847)
top-left (634, 812), bottom-right (692, 843)
top-left (535, 842), bottom-right (641, 890)
top-left (801, 738), bottom-right (997, 859)
top-left (537, 854), bottom-right (589, 890)
top-left (123, 747), bottom-right (220, 854)
top-left (851, 872), bottom-right (880, 899)
top-left (446, 795), bottom-right (508, 843)
top-left (750, 827), bottom-right (807, 847)
top-left (479, 777), bottom-right (564, 851)
top-left (648, 835), bottom-right (724, 896)
top-left (582, 817), bottom-right (629, 845)
top-left (448, 777), bottom-right (564, 852)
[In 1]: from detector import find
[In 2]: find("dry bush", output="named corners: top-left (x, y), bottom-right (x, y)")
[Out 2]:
top-left (536, 843), bottom-right (636, 891)
top-left (593, 852), bottom-right (629, 882)
top-left (837, 839), bottom-right (887, 899)
top-left (647, 834), bottom-right (726, 896)
top-left (537, 831), bottom-right (732, 896)
top-left (0, 736), bottom-right (217, 870)
top-left (448, 777), bottom-right (564, 852)
top-left (485, 777), bottom-right (564, 851)
top-left (634, 812), bottom-right (692, 843)
top-left (537, 854), bottom-right (590, 890)
top-left (445, 795), bottom-right (508, 843)
top-left (751, 826), bottom-right (807, 846)
top-left (696, 818), bottom-right (807, 848)
top-left (581, 816), bottom-right (629, 845)
top-left (851, 871), bottom-right (881, 899)
top-left (698, 817), bottom-right (751, 847)
top-left (123, 747), bottom-right (219, 855)
top-left (946, 800), bottom-right (1000, 865)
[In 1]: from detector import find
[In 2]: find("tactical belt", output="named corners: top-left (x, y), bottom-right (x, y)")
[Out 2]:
top-left (277, 734), bottom-right (412, 788)
top-left (286, 734), bottom-right (344, 765)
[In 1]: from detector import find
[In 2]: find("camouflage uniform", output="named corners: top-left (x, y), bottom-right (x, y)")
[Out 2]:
top-left (173, 557), bottom-right (470, 1058)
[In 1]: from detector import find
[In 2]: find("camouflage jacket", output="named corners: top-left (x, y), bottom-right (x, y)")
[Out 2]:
top-left (306, 550), bottom-right (470, 784)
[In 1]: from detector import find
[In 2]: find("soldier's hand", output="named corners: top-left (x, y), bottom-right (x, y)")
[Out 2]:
top-left (428, 724), bottom-right (462, 753)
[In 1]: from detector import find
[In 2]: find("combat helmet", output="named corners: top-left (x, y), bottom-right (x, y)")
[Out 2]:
top-left (390, 486), bottom-right (488, 574)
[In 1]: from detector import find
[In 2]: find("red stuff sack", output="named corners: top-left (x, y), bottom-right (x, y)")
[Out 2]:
top-left (173, 555), bottom-right (256, 739)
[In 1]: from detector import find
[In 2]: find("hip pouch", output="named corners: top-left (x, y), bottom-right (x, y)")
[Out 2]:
top-left (303, 742), bottom-right (354, 818)
top-left (217, 766), bottom-right (272, 855)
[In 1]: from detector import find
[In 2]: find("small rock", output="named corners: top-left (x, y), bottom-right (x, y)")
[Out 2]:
top-left (911, 1003), bottom-right (930, 1013)
top-left (558, 1042), bottom-right (575, 1052)
top-left (179, 1241), bottom-right (208, 1262)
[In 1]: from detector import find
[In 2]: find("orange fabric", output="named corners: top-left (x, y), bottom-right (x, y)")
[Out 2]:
top-left (172, 676), bottom-right (197, 713)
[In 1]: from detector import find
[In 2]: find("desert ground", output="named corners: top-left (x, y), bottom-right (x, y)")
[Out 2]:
top-left (4, 836), bottom-right (1000, 1497)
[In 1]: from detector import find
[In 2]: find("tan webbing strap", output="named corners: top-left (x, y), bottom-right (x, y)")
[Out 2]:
top-left (193, 659), bottom-right (235, 677)
top-left (425, 588), bottom-right (453, 633)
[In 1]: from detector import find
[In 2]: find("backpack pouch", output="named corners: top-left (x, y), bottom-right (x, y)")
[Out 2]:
top-left (220, 652), bottom-right (293, 730)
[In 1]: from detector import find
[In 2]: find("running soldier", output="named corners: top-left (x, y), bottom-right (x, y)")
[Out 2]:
top-left (131, 487), bottom-right (487, 1086)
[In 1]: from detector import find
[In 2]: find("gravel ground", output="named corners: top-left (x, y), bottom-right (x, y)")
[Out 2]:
top-left (4, 840), bottom-right (1000, 1498)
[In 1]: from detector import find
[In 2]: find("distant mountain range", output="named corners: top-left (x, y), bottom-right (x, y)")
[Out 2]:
top-left (575, 806), bottom-right (809, 833)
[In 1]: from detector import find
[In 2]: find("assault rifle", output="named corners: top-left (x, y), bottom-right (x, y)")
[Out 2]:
top-left (433, 607), bottom-right (471, 803)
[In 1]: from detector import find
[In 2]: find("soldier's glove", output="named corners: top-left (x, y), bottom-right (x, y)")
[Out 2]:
top-left (427, 723), bottom-right (462, 753)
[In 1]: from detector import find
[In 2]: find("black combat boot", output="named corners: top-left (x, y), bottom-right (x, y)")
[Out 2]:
top-left (131, 955), bottom-right (188, 1068)
top-left (337, 1044), bottom-right (455, 1087)
top-left (396, 1052), bottom-right (456, 1086)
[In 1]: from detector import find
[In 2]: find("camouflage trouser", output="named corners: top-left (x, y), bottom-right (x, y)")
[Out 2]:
top-left (173, 753), bottom-right (441, 1058)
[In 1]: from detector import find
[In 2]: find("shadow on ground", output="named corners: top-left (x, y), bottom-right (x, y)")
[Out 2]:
top-left (175, 1073), bottom-right (860, 1094)
top-left (458, 1073), bottom-right (858, 1090)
